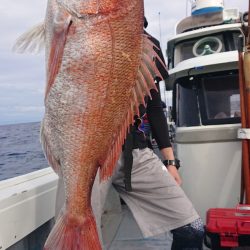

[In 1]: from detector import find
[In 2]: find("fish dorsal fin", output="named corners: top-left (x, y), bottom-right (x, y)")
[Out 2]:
top-left (100, 33), bottom-right (167, 181)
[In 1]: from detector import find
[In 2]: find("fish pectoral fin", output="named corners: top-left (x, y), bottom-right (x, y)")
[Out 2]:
top-left (45, 12), bottom-right (72, 99)
top-left (100, 34), bottom-right (168, 181)
top-left (13, 22), bottom-right (45, 54)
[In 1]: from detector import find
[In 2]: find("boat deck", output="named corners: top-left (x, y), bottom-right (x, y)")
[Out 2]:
top-left (2, 168), bottom-right (174, 250)
top-left (2, 169), bottom-right (248, 250)
top-left (107, 205), bottom-right (173, 250)
top-left (107, 205), bottom-right (250, 250)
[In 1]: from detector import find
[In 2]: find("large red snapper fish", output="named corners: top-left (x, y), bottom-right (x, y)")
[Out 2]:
top-left (14, 0), bottom-right (166, 249)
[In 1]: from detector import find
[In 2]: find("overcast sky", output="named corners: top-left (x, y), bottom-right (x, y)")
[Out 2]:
top-left (0, 0), bottom-right (248, 125)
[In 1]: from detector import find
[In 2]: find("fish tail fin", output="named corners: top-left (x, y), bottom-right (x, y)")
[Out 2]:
top-left (13, 22), bottom-right (45, 54)
top-left (44, 209), bottom-right (102, 250)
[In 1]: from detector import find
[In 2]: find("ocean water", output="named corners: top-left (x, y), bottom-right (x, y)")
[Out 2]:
top-left (0, 122), bottom-right (48, 181)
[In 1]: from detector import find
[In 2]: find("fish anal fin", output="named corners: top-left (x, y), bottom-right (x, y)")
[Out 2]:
top-left (46, 14), bottom-right (72, 99)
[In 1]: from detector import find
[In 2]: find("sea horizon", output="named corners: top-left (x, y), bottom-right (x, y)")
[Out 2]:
top-left (0, 120), bottom-right (42, 127)
top-left (0, 122), bottom-right (48, 181)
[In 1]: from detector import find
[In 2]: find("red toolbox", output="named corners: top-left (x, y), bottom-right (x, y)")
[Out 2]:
top-left (206, 205), bottom-right (250, 248)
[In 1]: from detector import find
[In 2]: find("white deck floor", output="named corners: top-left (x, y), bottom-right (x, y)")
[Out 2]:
top-left (108, 205), bottom-right (173, 250)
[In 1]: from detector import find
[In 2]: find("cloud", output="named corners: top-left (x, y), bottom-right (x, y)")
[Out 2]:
top-left (0, 105), bottom-right (44, 125)
top-left (0, 0), bottom-right (248, 125)
top-left (0, 0), bottom-right (46, 125)
top-left (0, 0), bottom-right (45, 50)
top-left (13, 106), bottom-right (45, 113)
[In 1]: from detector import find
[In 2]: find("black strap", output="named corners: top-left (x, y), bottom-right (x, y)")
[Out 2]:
top-left (123, 125), bottom-right (134, 192)
top-left (123, 97), bottom-right (150, 192)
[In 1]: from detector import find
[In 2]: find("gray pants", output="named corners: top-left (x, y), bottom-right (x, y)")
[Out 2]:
top-left (92, 148), bottom-right (199, 238)
top-left (56, 148), bottom-right (200, 246)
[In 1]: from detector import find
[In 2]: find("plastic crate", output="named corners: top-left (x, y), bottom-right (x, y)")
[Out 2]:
top-left (206, 205), bottom-right (250, 248)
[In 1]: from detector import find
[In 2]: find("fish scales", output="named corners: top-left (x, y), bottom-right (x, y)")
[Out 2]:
top-left (42, 0), bottom-right (146, 249)
top-left (44, 4), bottom-right (143, 210)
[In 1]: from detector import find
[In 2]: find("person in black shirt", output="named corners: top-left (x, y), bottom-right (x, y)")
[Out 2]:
top-left (108, 18), bottom-right (205, 249)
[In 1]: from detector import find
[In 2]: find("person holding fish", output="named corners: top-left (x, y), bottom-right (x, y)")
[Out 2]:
top-left (15, 0), bottom-right (204, 249)
top-left (96, 18), bottom-right (205, 250)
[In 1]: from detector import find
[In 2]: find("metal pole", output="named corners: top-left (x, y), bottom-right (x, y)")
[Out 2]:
top-left (241, 0), bottom-right (250, 203)
top-left (243, 52), bottom-right (250, 204)
top-left (239, 48), bottom-right (250, 204)
top-left (158, 12), bottom-right (162, 45)
top-left (248, 0), bottom-right (250, 44)
top-left (238, 36), bottom-right (246, 203)
top-left (186, 0), bottom-right (189, 17)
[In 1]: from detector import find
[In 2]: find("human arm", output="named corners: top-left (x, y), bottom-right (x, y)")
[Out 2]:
top-left (147, 90), bottom-right (182, 185)
top-left (160, 147), bottom-right (182, 185)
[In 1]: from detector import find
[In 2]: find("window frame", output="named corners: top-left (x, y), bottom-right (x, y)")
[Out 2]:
top-left (172, 71), bottom-right (241, 127)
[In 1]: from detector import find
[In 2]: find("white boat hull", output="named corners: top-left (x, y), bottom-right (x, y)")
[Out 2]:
top-left (176, 124), bottom-right (241, 222)
top-left (0, 168), bottom-right (58, 250)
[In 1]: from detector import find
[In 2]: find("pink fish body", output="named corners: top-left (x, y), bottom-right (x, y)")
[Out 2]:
top-left (39, 0), bottom-right (165, 249)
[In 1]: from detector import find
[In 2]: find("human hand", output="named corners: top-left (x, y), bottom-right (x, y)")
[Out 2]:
top-left (167, 165), bottom-right (182, 185)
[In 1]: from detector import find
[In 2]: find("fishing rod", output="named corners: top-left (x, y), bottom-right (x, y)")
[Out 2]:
top-left (239, 0), bottom-right (250, 204)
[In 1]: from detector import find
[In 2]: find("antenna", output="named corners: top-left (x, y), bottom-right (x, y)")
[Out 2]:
top-left (186, 0), bottom-right (194, 16)
top-left (186, 0), bottom-right (189, 16)
top-left (158, 12), bottom-right (162, 45)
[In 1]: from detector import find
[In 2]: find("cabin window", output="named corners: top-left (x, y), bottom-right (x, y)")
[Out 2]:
top-left (174, 40), bottom-right (197, 65)
top-left (232, 32), bottom-right (243, 50)
top-left (173, 71), bottom-right (241, 127)
top-left (199, 73), bottom-right (241, 125)
top-left (175, 80), bottom-right (200, 127)
top-left (173, 31), bottom-right (241, 66)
